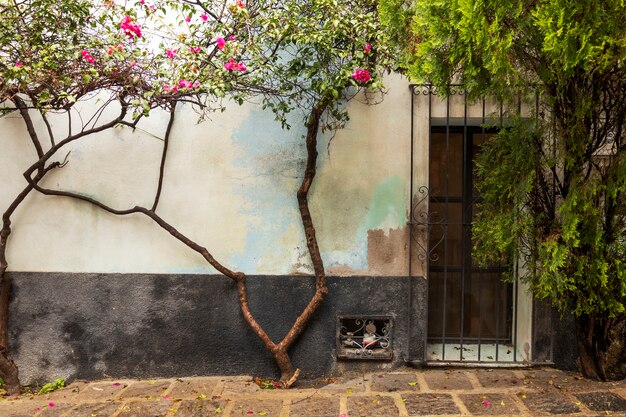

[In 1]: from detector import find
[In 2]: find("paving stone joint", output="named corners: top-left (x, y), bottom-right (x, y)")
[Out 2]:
top-left (2, 368), bottom-right (626, 417)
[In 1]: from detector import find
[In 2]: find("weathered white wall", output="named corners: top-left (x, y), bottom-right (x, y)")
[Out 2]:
top-left (3, 77), bottom-right (545, 371)
top-left (1, 74), bottom-right (413, 276)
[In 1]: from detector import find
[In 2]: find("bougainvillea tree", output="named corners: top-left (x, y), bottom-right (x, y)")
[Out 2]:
top-left (1, 0), bottom-right (392, 393)
top-left (0, 0), bottom-right (167, 394)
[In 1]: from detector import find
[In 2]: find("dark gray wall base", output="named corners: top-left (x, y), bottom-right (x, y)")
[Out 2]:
top-left (533, 299), bottom-right (579, 370)
top-left (552, 310), bottom-right (579, 371)
top-left (8, 273), bottom-right (427, 385)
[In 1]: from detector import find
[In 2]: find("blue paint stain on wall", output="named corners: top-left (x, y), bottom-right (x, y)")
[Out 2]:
top-left (359, 176), bottom-right (407, 270)
top-left (362, 176), bottom-right (407, 231)
top-left (230, 108), bottom-right (319, 273)
top-left (229, 105), bottom-right (402, 275)
top-left (323, 176), bottom-right (407, 272)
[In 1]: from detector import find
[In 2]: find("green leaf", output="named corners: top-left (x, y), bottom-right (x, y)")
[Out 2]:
top-left (38, 378), bottom-right (65, 395)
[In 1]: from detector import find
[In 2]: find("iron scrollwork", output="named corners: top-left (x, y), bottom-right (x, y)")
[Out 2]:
top-left (410, 186), bottom-right (446, 264)
top-left (337, 317), bottom-right (393, 360)
top-left (411, 84), bottom-right (466, 97)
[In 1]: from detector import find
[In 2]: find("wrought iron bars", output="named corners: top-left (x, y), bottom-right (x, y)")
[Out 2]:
top-left (337, 316), bottom-right (393, 360)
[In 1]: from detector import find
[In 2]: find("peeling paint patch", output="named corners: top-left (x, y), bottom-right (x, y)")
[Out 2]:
top-left (317, 175), bottom-right (409, 275)
top-left (326, 263), bottom-right (368, 276)
top-left (357, 176), bottom-right (408, 274)
top-left (367, 227), bottom-right (409, 276)
top-left (363, 176), bottom-right (407, 231)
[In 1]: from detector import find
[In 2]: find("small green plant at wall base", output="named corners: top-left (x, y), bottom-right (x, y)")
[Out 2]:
top-left (38, 379), bottom-right (65, 395)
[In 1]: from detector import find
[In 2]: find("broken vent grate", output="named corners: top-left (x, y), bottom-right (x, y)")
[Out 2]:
top-left (337, 316), bottom-right (393, 360)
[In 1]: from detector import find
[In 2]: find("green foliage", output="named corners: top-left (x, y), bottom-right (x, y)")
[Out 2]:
top-left (472, 119), bottom-right (540, 277)
top-left (0, 0), bottom-right (153, 111)
top-left (250, 0), bottom-right (394, 127)
top-left (386, 0), bottom-right (626, 99)
top-left (379, 0), bottom-right (411, 48)
top-left (37, 378), bottom-right (65, 394)
top-left (388, 0), bottom-right (626, 333)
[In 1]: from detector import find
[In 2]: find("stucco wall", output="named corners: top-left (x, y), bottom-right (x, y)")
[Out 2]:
top-left (1, 74), bottom-right (412, 277)
top-left (9, 272), bottom-right (426, 385)
top-left (2, 77), bottom-right (570, 384)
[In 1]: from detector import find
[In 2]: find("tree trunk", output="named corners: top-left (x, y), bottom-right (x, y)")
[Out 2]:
top-left (273, 98), bottom-right (331, 386)
top-left (0, 268), bottom-right (20, 395)
top-left (0, 186), bottom-right (33, 395)
top-left (577, 314), bottom-right (611, 381)
top-left (0, 99), bottom-right (128, 395)
top-left (273, 348), bottom-right (300, 387)
top-left (233, 98), bottom-right (331, 388)
top-left (0, 171), bottom-right (54, 394)
top-left (19, 99), bottom-right (334, 389)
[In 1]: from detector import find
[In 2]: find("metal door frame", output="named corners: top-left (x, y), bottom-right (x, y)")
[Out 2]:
top-left (408, 84), bottom-right (529, 364)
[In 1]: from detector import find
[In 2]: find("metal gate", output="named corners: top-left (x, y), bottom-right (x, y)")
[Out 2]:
top-left (408, 84), bottom-right (532, 364)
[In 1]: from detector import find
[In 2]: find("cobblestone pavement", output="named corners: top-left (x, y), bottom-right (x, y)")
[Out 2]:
top-left (3, 367), bottom-right (626, 417)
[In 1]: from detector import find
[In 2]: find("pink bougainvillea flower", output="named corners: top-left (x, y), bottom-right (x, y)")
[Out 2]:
top-left (351, 68), bottom-right (371, 83)
top-left (215, 37), bottom-right (226, 50)
top-left (364, 43), bottom-right (371, 53)
top-left (185, 16), bottom-right (191, 22)
top-left (223, 58), bottom-right (236, 71)
top-left (166, 49), bottom-right (177, 59)
top-left (130, 61), bottom-right (137, 67)
top-left (48, 402), bottom-right (55, 407)
top-left (120, 15), bottom-right (132, 27)
top-left (172, 85), bottom-right (179, 93)
top-left (81, 49), bottom-right (96, 63)
top-left (163, 85), bottom-right (171, 93)
top-left (112, 382), bottom-right (121, 386)
top-left (139, 0), bottom-right (145, 4)
top-left (340, 414), bottom-right (347, 417)
top-left (193, 81), bottom-right (200, 89)
top-left (229, 35), bottom-right (236, 41)
top-left (482, 401), bottom-right (492, 406)
top-left (178, 79), bottom-right (193, 89)
top-left (14, 61), bottom-right (23, 67)
top-left (201, 13), bottom-right (208, 21)
top-left (189, 46), bottom-right (202, 54)
top-left (235, 0), bottom-right (245, 7)
top-left (120, 15), bottom-right (142, 38)
top-left (224, 58), bottom-right (246, 71)
top-left (162, 395), bottom-right (170, 399)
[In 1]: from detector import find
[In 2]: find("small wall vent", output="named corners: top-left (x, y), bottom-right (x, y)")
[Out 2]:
top-left (337, 316), bottom-right (393, 360)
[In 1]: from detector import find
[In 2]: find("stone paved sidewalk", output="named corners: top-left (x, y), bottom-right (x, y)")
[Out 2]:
top-left (3, 367), bottom-right (626, 417)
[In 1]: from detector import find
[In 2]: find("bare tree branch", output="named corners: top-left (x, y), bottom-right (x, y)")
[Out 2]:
top-left (151, 105), bottom-right (176, 212)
